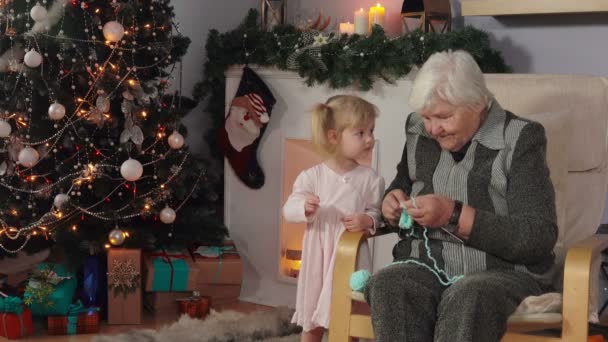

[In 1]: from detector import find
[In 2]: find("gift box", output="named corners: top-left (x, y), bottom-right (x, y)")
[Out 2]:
top-left (47, 303), bottom-right (100, 335)
top-left (191, 241), bottom-right (243, 285)
top-left (143, 291), bottom-right (190, 314)
top-left (0, 308), bottom-right (33, 339)
top-left (107, 248), bottom-right (142, 325)
top-left (177, 294), bottom-right (211, 319)
top-left (24, 263), bottom-right (77, 316)
top-left (144, 251), bottom-right (200, 292)
top-left (80, 254), bottom-right (108, 319)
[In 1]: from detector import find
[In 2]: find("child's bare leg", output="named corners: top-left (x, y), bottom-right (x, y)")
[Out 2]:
top-left (301, 327), bottom-right (324, 342)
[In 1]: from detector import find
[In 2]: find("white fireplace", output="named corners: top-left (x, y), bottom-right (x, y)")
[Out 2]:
top-left (224, 66), bottom-right (414, 307)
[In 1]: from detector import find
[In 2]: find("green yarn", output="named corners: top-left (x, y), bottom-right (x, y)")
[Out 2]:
top-left (399, 206), bottom-right (413, 230)
top-left (349, 196), bottom-right (463, 292)
top-left (350, 269), bottom-right (371, 291)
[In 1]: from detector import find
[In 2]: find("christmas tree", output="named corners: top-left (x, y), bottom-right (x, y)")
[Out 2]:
top-left (0, 0), bottom-right (227, 261)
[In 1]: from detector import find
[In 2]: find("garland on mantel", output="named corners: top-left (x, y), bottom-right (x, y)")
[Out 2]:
top-left (193, 9), bottom-right (510, 161)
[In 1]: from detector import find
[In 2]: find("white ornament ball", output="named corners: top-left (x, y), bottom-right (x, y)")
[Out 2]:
top-left (48, 102), bottom-right (66, 120)
top-left (120, 158), bottom-right (143, 181)
top-left (24, 50), bottom-right (43, 68)
top-left (0, 120), bottom-right (11, 138)
top-left (160, 206), bottom-right (176, 224)
top-left (167, 131), bottom-right (184, 149)
top-left (108, 228), bottom-right (126, 246)
top-left (18, 147), bottom-right (40, 168)
top-left (30, 3), bottom-right (47, 22)
top-left (53, 193), bottom-right (69, 209)
top-left (103, 21), bottom-right (125, 43)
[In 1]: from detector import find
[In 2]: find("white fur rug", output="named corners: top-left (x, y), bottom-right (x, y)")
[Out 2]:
top-left (93, 306), bottom-right (302, 342)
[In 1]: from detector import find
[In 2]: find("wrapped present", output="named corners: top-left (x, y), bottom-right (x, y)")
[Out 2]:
top-left (81, 254), bottom-right (108, 319)
top-left (0, 307), bottom-right (33, 339)
top-left (177, 292), bottom-right (211, 319)
top-left (107, 248), bottom-right (142, 325)
top-left (24, 263), bottom-right (77, 316)
top-left (144, 250), bottom-right (200, 292)
top-left (190, 241), bottom-right (243, 286)
top-left (47, 301), bottom-right (100, 335)
top-left (0, 294), bottom-right (23, 314)
top-left (143, 291), bottom-right (190, 314)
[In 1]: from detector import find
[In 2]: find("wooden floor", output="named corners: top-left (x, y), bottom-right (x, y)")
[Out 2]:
top-left (10, 300), bottom-right (273, 342)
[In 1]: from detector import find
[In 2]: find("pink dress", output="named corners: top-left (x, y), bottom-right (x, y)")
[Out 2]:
top-left (282, 163), bottom-right (385, 331)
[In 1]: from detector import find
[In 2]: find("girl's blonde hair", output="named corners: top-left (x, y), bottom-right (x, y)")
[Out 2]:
top-left (311, 95), bottom-right (378, 156)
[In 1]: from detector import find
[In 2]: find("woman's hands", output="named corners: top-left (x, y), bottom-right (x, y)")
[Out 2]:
top-left (382, 189), bottom-right (409, 226)
top-left (404, 194), bottom-right (454, 228)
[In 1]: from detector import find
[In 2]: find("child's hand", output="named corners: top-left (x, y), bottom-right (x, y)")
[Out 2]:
top-left (342, 213), bottom-right (373, 232)
top-left (304, 194), bottom-right (320, 217)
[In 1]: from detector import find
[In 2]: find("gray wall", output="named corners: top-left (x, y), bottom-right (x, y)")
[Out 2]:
top-left (173, 1), bottom-right (259, 158)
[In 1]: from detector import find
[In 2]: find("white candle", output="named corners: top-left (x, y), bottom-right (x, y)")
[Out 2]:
top-left (354, 8), bottom-right (367, 35)
top-left (339, 22), bottom-right (355, 35)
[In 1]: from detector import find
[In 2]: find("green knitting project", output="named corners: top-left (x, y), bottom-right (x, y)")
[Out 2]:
top-left (349, 197), bottom-right (463, 292)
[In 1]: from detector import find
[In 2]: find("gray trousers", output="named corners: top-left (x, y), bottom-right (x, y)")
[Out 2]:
top-left (364, 263), bottom-right (543, 342)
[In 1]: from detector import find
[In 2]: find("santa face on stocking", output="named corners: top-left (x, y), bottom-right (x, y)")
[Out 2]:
top-left (225, 93), bottom-right (270, 152)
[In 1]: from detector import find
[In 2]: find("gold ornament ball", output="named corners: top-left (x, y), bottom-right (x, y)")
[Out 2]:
top-left (108, 228), bottom-right (126, 246)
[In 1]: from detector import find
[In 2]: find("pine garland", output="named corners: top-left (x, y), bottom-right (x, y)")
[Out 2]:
top-left (193, 9), bottom-right (510, 161)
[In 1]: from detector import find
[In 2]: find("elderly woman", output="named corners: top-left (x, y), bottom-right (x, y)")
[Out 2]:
top-left (365, 50), bottom-right (558, 341)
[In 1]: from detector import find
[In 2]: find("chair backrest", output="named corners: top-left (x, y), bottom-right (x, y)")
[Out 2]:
top-left (484, 74), bottom-right (608, 262)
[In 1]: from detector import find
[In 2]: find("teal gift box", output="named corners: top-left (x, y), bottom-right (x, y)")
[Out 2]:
top-left (24, 263), bottom-right (77, 316)
top-left (144, 253), bottom-right (194, 292)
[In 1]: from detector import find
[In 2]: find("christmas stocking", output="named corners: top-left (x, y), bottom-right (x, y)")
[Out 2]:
top-left (218, 66), bottom-right (276, 189)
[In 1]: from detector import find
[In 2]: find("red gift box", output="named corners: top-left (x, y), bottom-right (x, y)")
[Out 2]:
top-left (47, 310), bottom-right (100, 335)
top-left (178, 295), bottom-right (211, 319)
top-left (0, 308), bottom-right (33, 339)
top-left (77, 310), bottom-right (100, 334)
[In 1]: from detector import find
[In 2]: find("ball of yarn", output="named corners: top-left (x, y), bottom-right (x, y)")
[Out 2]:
top-left (399, 208), bottom-right (413, 229)
top-left (350, 270), bottom-right (371, 292)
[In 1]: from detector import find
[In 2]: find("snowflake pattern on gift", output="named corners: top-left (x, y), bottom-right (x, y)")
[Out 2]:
top-left (107, 259), bottom-right (141, 297)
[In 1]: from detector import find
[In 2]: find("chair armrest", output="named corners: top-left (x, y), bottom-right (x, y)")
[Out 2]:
top-left (371, 224), bottom-right (397, 237)
top-left (561, 234), bottom-right (608, 341)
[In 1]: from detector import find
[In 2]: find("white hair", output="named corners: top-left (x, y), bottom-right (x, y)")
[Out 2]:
top-left (409, 50), bottom-right (493, 112)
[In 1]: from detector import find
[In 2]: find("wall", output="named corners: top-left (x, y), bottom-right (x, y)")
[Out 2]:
top-left (172, 1), bottom-right (259, 158)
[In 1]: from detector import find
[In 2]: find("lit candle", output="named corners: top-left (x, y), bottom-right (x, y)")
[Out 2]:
top-left (339, 22), bottom-right (355, 35)
top-left (368, 3), bottom-right (386, 31)
top-left (354, 8), bottom-right (368, 35)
